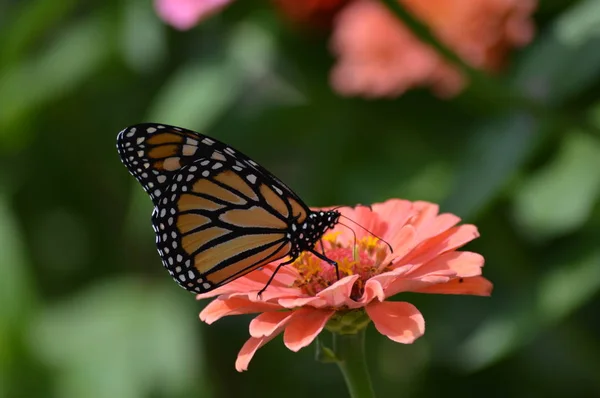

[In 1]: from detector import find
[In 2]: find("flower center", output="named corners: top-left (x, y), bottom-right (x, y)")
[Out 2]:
top-left (292, 232), bottom-right (390, 299)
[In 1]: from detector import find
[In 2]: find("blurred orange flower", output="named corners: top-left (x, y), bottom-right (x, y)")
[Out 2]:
top-left (197, 199), bottom-right (492, 371)
top-left (330, 0), bottom-right (537, 98)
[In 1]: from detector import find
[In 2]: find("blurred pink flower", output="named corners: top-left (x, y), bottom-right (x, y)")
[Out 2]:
top-left (330, 0), bottom-right (537, 98)
top-left (155, 0), bottom-right (232, 30)
top-left (197, 199), bottom-right (492, 371)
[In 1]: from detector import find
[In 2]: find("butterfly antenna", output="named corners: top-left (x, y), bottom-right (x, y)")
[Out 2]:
top-left (338, 221), bottom-right (358, 261)
top-left (339, 215), bottom-right (393, 253)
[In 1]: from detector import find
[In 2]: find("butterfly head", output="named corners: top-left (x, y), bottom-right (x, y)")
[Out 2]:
top-left (291, 210), bottom-right (341, 255)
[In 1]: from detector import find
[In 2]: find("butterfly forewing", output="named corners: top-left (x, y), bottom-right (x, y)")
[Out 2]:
top-left (116, 124), bottom-right (306, 206)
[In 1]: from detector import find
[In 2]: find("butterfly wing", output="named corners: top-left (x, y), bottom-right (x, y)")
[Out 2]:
top-left (116, 123), bottom-right (308, 207)
top-left (117, 123), bottom-right (218, 205)
top-left (117, 123), bottom-right (312, 293)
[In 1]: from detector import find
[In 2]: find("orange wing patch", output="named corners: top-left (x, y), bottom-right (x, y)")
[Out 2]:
top-left (213, 171), bottom-right (258, 201)
top-left (178, 194), bottom-right (224, 212)
top-left (219, 206), bottom-right (287, 229)
top-left (151, 157), bottom-right (182, 172)
top-left (177, 213), bottom-right (211, 234)
top-left (192, 179), bottom-right (246, 205)
top-left (163, 157), bottom-right (181, 171)
top-left (206, 242), bottom-right (291, 285)
top-left (193, 233), bottom-right (284, 274)
top-left (288, 197), bottom-right (308, 223)
top-left (148, 144), bottom-right (180, 159)
top-left (181, 226), bottom-right (230, 255)
top-left (146, 132), bottom-right (184, 145)
top-left (259, 184), bottom-right (289, 218)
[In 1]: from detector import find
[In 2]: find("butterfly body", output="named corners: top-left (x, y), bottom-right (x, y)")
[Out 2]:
top-left (117, 123), bottom-right (339, 293)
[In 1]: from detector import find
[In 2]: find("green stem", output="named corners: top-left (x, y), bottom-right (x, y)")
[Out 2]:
top-left (334, 331), bottom-right (376, 398)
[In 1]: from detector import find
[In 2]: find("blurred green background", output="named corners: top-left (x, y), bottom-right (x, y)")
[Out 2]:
top-left (2, 0), bottom-right (600, 397)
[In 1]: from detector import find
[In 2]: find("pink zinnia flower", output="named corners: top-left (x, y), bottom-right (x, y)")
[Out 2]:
top-left (197, 199), bottom-right (492, 371)
top-left (155, 0), bottom-right (232, 30)
top-left (330, 0), bottom-right (537, 98)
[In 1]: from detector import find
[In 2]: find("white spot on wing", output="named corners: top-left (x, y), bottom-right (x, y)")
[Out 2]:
top-left (183, 145), bottom-right (197, 156)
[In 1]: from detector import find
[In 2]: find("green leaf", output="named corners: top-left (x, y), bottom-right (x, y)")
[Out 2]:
top-left (513, 0), bottom-right (600, 104)
top-left (442, 113), bottom-right (538, 219)
top-left (513, 131), bottom-right (600, 240)
top-left (0, 15), bottom-right (111, 145)
top-left (458, 248), bottom-right (600, 372)
top-left (120, 0), bottom-right (167, 74)
top-left (0, 193), bottom-right (36, 397)
top-left (147, 21), bottom-right (275, 131)
top-left (30, 279), bottom-right (211, 398)
top-left (0, 0), bottom-right (78, 66)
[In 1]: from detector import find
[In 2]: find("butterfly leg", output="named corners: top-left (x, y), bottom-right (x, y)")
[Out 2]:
top-left (257, 258), bottom-right (296, 298)
top-left (310, 249), bottom-right (340, 280)
top-left (319, 239), bottom-right (326, 256)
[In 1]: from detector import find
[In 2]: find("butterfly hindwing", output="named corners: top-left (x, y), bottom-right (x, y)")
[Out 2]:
top-left (153, 154), bottom-right (295, 292)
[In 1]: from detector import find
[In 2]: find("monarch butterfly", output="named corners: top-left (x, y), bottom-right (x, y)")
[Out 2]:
top-left (116, 123), bottom-right (340, 294)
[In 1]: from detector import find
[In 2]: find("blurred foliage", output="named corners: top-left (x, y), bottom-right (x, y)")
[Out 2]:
top-left (1, 0), bottom-right (600, 397)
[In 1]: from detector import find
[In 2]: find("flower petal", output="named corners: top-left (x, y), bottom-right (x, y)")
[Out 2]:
top-left (316, 274), bottom-right (360, 307)
top-left (357, 264), bottom-right (414, 303)
top-left (366, 301), bottom-right (425, 343)
top-left (416, 276), bottom-right (493, 296)
top-left (278, 296), bottom-right (327, 309)
top-left (361, 278), bottom-right (386, 303)
top-left (155, 0), bottom-right (231, 30)
top-left (408, 201), bottom-right (440, 231)
top-left (403, 224), bottom-right (480, 266)
top-left (235, 312), bottom-right (293, 372)
top-left (199, 297), bottom-right (282, 324)
top-left (381, 273), bottom-right (452, 298)
top-left (236, 337), bottom-right (266, 372)
top-left (335, 205), bottom-right (380, 242)
top-left (249, 311), bottom-right (294, 338)
top-left (415, 213), bottom-right (461, 242)
top-left (383, 225), bottom-right (417, 266)
top-left (372, 199), bottom-right (414, 235)
top-left (196, 265), bottom-right (302, 301)
top-left (410, 251), bottom-right (484, 279)
top-left (235, 317), bottom-right (288, 372)
top-left (283, 308), bottom-right (334, 351)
